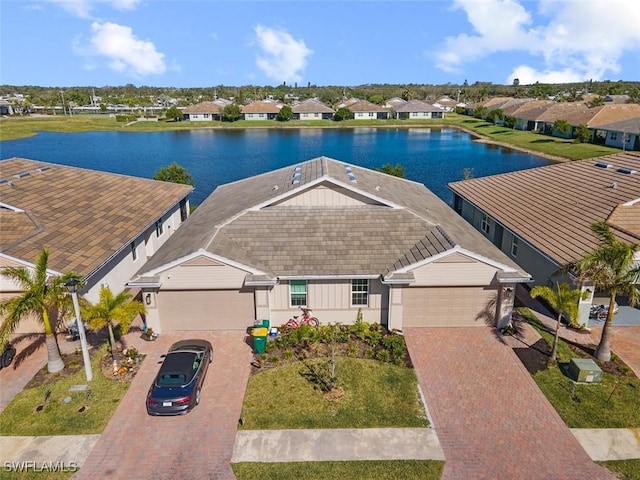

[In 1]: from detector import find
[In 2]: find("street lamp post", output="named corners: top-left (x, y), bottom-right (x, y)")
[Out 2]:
top-left (65, 279), bottom-right (93, 382)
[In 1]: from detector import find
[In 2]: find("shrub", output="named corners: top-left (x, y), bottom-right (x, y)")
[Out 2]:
top-left (382, 334), bottom-right (406, 359)
top-left (376, 350), bottom-right (391, 363)
top-left (364, 348), bottom-right (375, 359)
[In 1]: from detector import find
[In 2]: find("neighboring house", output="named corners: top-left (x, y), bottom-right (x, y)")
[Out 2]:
top-left (592, 117), bottom-right (640, 151)
top-left (384, 97), bottom-right (407, 109)
top-left (0, 99), bottom-right (14, 115)
top-left (291, 98), bottom-right (334, 120)
top-left (604, 94), bottom-right (630, 104)
top-left (345, 100), bottom-right (389, 120)
top-left (392, 100), bottom-right (445, 120)
top-left (129, 156), bottom-right (530, 334)
top-left (242, 100), bottom-right (281, 120)
top-left (433, 95), bottom-right (462, 112)
top-left (449, 152), bottom-right (640, 325)
top-left (182, 101), bottom-right (224, 121)
top-left (0, 158), bottom-right (193, 332)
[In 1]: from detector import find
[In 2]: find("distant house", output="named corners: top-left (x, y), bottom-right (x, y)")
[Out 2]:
top-left (384, 97), bottom-right (406, 109)
top-left (129, 156), bottom-right (530, 333)
top-left (592, 117), bottom-right (640, 151)
top-left (242, 100), bottom-right (281, 120)
top-left (393, 100), bottom-right (445, 120)
top-left (0, 158), bottom-right (193, 333)
top-left (344, 99), bottom-right (389, 120)
top-left (449, 152), bottom-right (640, 326)
top-left (182, 101), bottom-right (226, 121)
top-left (433, 96), bottom-right (459, 112)
top-left (291, 99), bottom-right (334, 120)
top-left (0, 99), bottom-right (13, 115)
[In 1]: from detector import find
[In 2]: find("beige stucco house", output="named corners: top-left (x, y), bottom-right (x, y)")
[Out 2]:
top-left (129, 157), bottom-right (530, 333)
top-left (0, 158), bottom-right (193, 332)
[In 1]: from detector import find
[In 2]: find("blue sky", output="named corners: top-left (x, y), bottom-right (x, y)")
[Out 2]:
top-left (1, 0), bottom-right (639, 88)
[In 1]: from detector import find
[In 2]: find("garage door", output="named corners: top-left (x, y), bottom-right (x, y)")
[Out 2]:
top-left (403, 286), bottom-right (497, 327)
top-left (158, 290), bottom-right (255, 330)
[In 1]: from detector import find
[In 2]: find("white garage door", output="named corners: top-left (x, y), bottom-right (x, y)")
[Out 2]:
top-left (403, 286), bottom-right (497, 327)
top-left (158, 290), bottom-right (255, 330)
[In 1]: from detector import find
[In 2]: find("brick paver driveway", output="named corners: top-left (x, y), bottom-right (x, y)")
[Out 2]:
top-left (404, 327), bottom-right (614, 480)
top-left (73, 330), bottom-right (252, 480)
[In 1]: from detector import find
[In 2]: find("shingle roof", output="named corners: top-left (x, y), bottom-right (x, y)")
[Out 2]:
top-left (138, 157), bottom-right (528, 279)
top-left (449, 152), bottom-right (640, 266)
top-left (291, 99), bottom-right (334, 114)
top-left (0, 158), bottom-right (192, 278)
top-left (393, 100), bottom-right (443, 113)
top-left (241, 100), bottom-right (282, 114)
top-left (596, 116), bottom-right (640, 134)
top-left (345, 100), bottom-right (389, 113)
top-left (182, 101), bottom-right (223, 114)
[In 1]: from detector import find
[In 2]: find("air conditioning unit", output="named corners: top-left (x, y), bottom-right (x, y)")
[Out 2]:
top-left (568, 358), bottom-right (602, 384)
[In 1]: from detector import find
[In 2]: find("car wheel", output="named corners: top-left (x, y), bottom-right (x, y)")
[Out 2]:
top-left (195, 388), bottom-right (201, 405)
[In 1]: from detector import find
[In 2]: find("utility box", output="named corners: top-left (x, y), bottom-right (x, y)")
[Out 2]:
top-left (568, 358), bottom-right (602, 384)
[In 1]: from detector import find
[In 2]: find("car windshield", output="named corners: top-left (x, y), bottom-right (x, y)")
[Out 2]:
top-left (156, 352), bottom-right (199, 386)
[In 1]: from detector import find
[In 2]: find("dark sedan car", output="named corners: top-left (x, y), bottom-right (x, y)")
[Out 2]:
top-left (146, 339), bottom-right (213, 416)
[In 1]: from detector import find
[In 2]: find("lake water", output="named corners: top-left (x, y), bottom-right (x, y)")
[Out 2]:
top-left (0, 127), bottom-right (553, 205)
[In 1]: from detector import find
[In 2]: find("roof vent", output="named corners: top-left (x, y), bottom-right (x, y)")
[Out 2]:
top-left (272, 185), bottom-right (279, 191)
top-left (595, 162), bottom-right (613, 168)
top-left (292, 174), bottom-right (301, 185)
top-left (14, 171), bottom-right (30, 179)
top-left (0, 178), bottom-right (14, 187)
top-left (347, 173), bottom-right (357, 183)
top-left (617, 167), bottom-right (637, 175)
top-left (36, 166), bottom-right (51, 172)
top-left (344, 164), bottom-right (357, 182)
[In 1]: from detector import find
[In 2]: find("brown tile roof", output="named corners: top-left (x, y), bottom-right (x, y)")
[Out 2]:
top-left (393, 100), bottom-right (443, 113)
top-left (138, 157), bottom-right (529, 280)
top-left (588, 104), bottom-right (640, 127)
top-left (596, 116), bottom-right (640, 134)
top-left (449, 152), bottom-right (640, 266)
top-left (241, 100), bottom-right (282, 114)
top-left (291, 99), bottom-right (334, 114)
top-left (345, 99), bottom-right (389, 113)
top-left (182, 101), bottom-right (223, 114)
top-left (0, 158), bottom-right (192, 278)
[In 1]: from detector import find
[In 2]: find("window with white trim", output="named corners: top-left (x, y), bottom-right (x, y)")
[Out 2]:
top-left (351, 279), bottom-right (369, 306)
top-left (290, 280), bottom-right (307, 307)
top-left (481, 213), bottom-right (490, 234)
top-left (511, 237), bottom-right (519, 257)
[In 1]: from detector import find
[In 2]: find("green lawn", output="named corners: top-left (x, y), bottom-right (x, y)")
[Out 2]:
top-left (598, 459), bottom-right (640, 480)
top-left (240, 357), bottom-right (428, 429)
top-left (0, 470), bottom-right (76, 480)
top-left (232, 460), bottom-right (444, 480)
top-left (0, 346), bottom-right (131, 436)
top-left (517, 308), bottom-right (640, 428)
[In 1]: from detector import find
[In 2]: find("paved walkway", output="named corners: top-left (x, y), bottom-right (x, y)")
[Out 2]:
top-left (69, 330), bottom-right (253, 480)
top-left (404, 327), bottom-right (615, 480)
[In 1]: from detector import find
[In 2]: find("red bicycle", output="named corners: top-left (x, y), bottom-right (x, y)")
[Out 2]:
top-left (285, 307), bottom-right (319, 328)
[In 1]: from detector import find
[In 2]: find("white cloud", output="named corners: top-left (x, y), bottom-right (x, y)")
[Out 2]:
top-left (46, 0), bottom-right (142, 18)
top-left (254, 25), bottom-right (313, 83)
top-left (435, 0), bottom-right (640, 83)
top-left (75, 22), bottom-right (166, 78)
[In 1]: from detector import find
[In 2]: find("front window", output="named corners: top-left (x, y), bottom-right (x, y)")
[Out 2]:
top-left (481, 213), bottom-right (490, 234)
top-left (511, 237), bottom-right (519, 257)
top-left (290, 280), bottom-right (307, 307)
top-left (351, 279), bottom-right (369, 306)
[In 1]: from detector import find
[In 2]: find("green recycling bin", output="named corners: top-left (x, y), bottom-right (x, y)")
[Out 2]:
top-left (259, 319), bottom-right (270, 329)
top-left (252, 327), bottom-right (268, 354)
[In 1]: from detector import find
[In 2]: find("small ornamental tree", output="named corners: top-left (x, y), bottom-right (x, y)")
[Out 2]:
top-left (376, 163), bottom-right (406, 178)
top-left (165, 106), bottom-right (182, 122)
top-left (276, 105), bottom-right (293, 122)
top-left (222, 104), bottom-right (242, 122)
top-left (575, 124), bottom-right (592, 143)
top-left (473, 105), bottom-right (487, 119)
top-left (153, 162), bottom-right (195, 186)
top-left (553, 119), bottom-right (571, 135)
top-left (333, 107), bottom-right (353, 121)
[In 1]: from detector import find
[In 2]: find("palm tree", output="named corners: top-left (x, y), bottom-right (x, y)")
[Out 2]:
top-left (0, 248), bottom-right (77, 373)
top-left (573, 221), bottom-right (640, 361)
top-left (82, 286), bottom-right (146, 365)
top-left (530, 282), bottom-right (583, 361)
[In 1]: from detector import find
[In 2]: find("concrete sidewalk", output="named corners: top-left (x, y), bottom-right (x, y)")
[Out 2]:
top-left (1, 428), bottom-right (638, 468)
